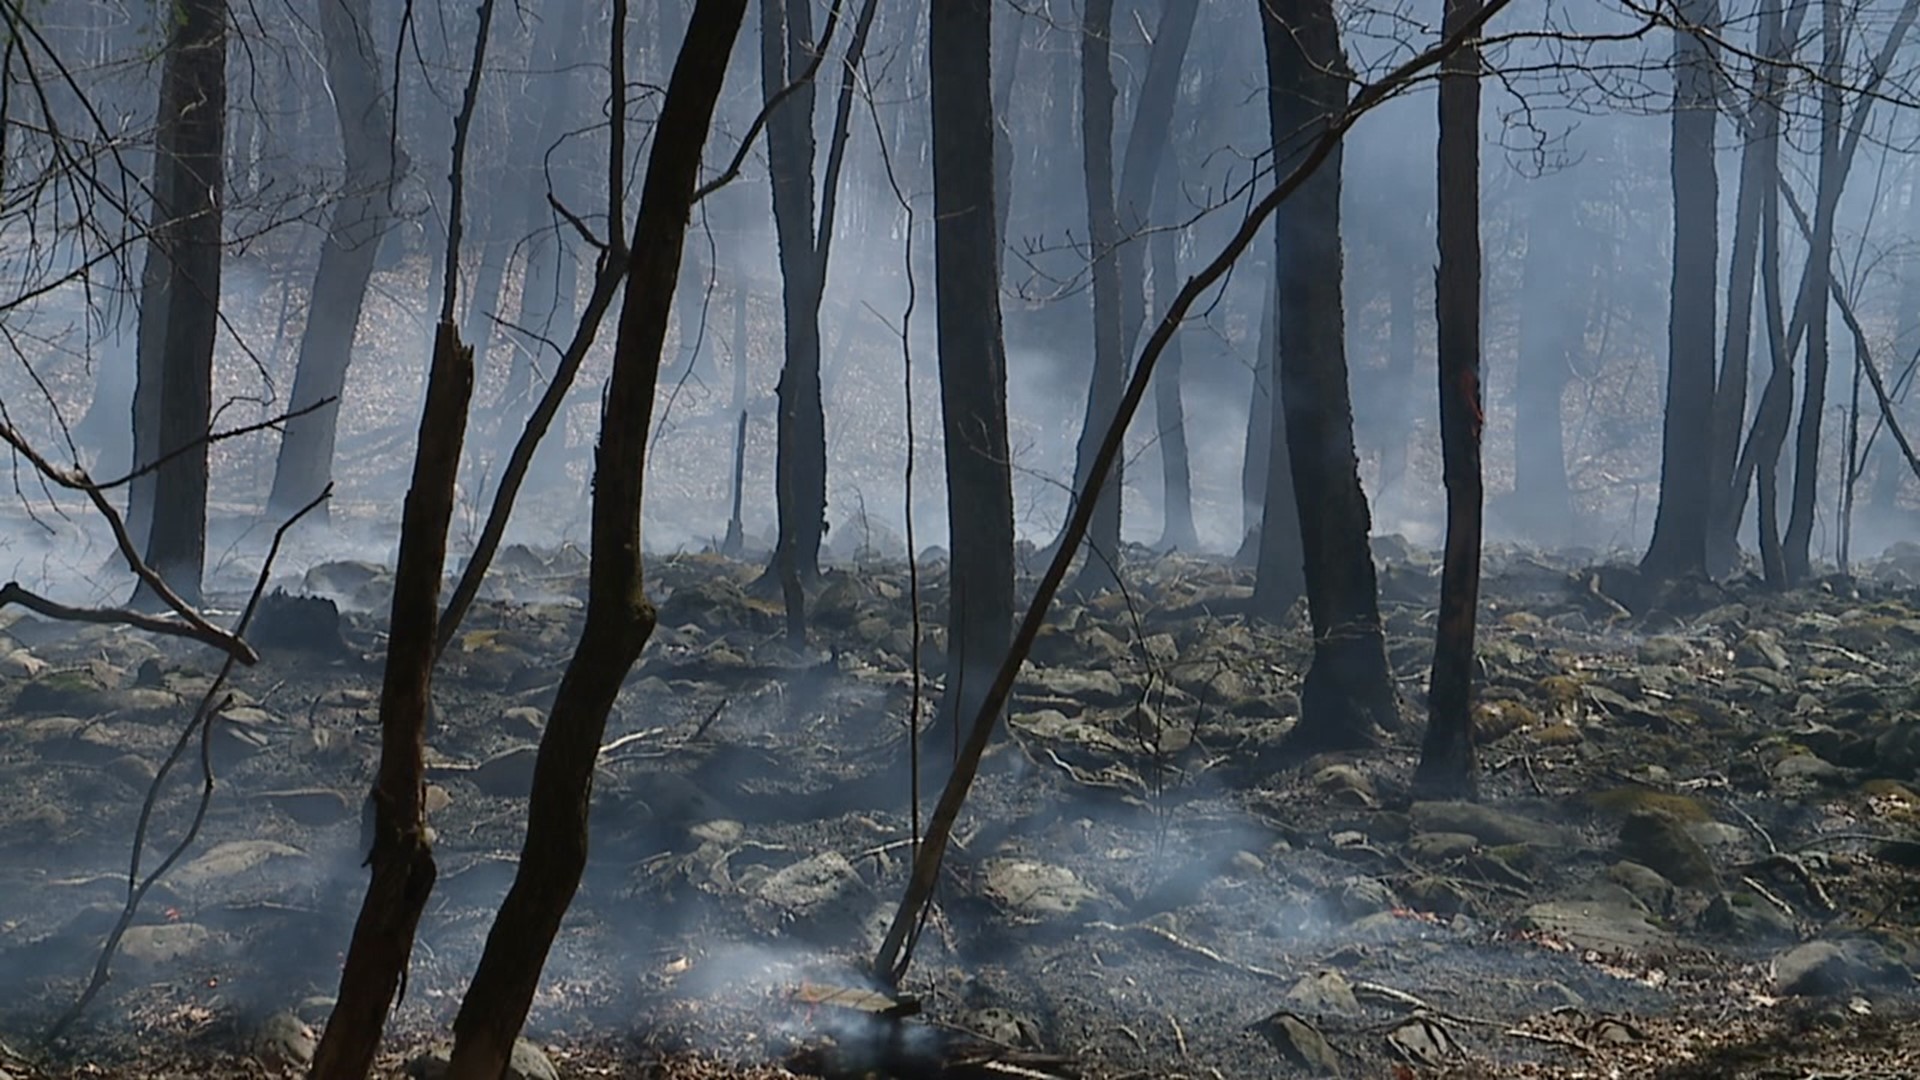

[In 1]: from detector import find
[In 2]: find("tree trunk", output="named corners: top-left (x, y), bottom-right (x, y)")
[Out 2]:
top-left (722, 277), bottom-right (751, 556)
top-left (1240, 266), bottom-right (1276, 551)
top-left (1250, 269), bottom-right (1305, 600)
top-left (500, 0), bottom-right (588, 421)
top-left (1704, 16), bottom-right (1772, 576)
top-left (1639, 0), bottom-right (1719, 582)
top-left (1416, 0), bottom-right (1482, 798)
top-left (131, 0), bottom-right (227, 607)
top-left (930, 0), bottom-right (1015, 740)
top-left (1510, 178), bottom-right (1575, 542)
top-left (1151, 155), bottom-right (1198, 553)
top-left (1114, 0), bottom-right (1199, 362)
top-left (1262, 0), bottom-right (1398, 754)
top-left (762, 0), bottom-right (827, 586)
top-left (1782, 0), bottom-right (1845, 583)
top-left (1067, 0), bottom-right (1125, 596)
top-left (308, 0), bottom-right (498, 1065)
top-left (269, 0), bottom-right (405, 522)
top-left (442, 8), bottom-right (744, 1075)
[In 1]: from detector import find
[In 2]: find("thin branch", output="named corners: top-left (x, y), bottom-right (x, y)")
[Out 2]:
top-left (690, 1), bottom-right (845, 204)
top-left (44, 486), bottom-right (331, 1044)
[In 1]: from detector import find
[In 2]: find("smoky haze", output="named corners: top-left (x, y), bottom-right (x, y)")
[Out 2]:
top-left (4, 0), bottom-right (1920, 1068)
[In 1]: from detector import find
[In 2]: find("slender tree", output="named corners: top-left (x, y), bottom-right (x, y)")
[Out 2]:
top-left (1069, 0), bottom-right (1125, 595)
top-left (307, 0), bottom-right (496, 1067)
top-left (268, 0), bottom-right (406, 522)
top-left (442, 6), bottom-right (747, 1075)
top-left (1260, 0), bottom-right (1398, 753)
top-left (1782, 0), bottom-right (1845, 582)
top-left (1639, 0), bottom-right (1719, 582)
top-left (929, 0), bottom-right (1015, 740)
top-left (1150, 153), bottom-right (1199, 552)
top-left (128, 0), bottom-right (227, 607)
top-left (1416, 0), bottom-right (1482, 797)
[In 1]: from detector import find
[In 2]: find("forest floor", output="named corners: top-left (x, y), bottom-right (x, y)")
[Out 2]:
top-left (1, 539), bottom-right (1918, 1079)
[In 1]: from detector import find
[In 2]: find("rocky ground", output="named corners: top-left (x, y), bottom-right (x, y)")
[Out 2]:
top-left (1, 538), bottom-right (1918, 1079)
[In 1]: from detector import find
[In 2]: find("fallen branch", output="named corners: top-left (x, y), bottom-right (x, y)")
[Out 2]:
top-left (44, 485), bottom-right (329, 1044)
top-left (0, 582), bottom-right (252, 659)
top-left (0, 420), bottom-right (258, 664)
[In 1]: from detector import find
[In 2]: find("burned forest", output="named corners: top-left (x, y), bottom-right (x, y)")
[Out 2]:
top-left (8, 1), bottom-right (1920, 1078)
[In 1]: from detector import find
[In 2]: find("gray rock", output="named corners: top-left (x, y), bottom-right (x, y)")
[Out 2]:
top-left (1607, 861), bottom-right (1676, 917)
top-left (1517, 899), bottom-right (1673, 953)
top-left (1411, 801), bottom-right (1575, 849)
top-left (1021, 667), bottom-right (1130, 708)
top-left (1312, 764), bottom-right (1376, 806)
top-left (1617, 811), bottom-right (1717, 888)
top-left (1774, 940), bottom-right (1908, 996)
top-left (1331, 876), bottom-right (1399, 921)
top-left (406, 1038), bottom-right (559, 1080)
top-left (1286, 970), bottom-right (1360, 1015)
top-left (257, 787), bottom-right (354, 826)
top-left (1254, 1012), bottom-right (1343, 1075)
top-left (173, 840), bottom-right (309, 892)
top-left (983, 858), bottom-right (1103, 921)
top-left (252, 1011), bottom-right (316, 1070)
top-left (120, 922), bottom-right (218, 967)
top-left (1408, 831), bottom-right (1481, 861)
top-left (1734, 630), bottom-right (1791, 671)
top-left (1636, 635), bottom-right (1697, 666)
top-left (472, 745), bottom-right (541, 797)
top-left (754, 852), bottom-right (870, 938)
top-left (1700, 891), bottom-right (1797, 943)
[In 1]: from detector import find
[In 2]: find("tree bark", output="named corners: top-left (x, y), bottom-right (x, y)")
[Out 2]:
top-left (131, 0), bottom-right (227, 607)
top-left (1067, 0), bottom-right (1125, 595)
top-left (1262, 0), bottom-right (1398, 754)
top-left (442, 5), bottom-right (745, 1077)
top-left (1416, 0), bottom-right (1482, 798)
top-left (762, 0), bottom-right (827, 587)
top-left (308, 0), bottom-right (497, 1066)
top-left (930, 0), bottom-right (1015, 740)
top-left (1151, 155), bottom-right (1198, 553)
top-left (1639, 0), bottom-right (1719, 582)
top-left (1240, 265), bottom-right (1277, 551)
top-left (1704, 13), bottom-right (1772, 576)
top-left (269, 0), bottom-right (405, 522)
top-left (1782, 0), bottom-right (1844, 583)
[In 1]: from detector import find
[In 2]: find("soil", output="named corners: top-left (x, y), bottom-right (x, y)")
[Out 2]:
top-left (2, 541), bottom-right (1918, 1079)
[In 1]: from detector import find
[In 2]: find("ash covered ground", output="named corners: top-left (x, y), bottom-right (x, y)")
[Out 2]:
top-left (2, 537), bottom-right (1918, 1079)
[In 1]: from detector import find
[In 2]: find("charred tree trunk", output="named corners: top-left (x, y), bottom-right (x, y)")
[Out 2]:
top-left (1262, 0), bottom-right (1398, 754)
top-left (1782, 0), bottom-right (1845, 583)
top-left (1416, 0), bottom-right (1482, 798)
top-left (1151, 156), bottom-right (1198, 553)
top-left (1249, 270), bottom-right (1305, 603)
top-left (1639, 0), bottom-right (1719, 582)
top-left (1067, 0), bottom-right (1125, 595)
top-left (130, 0), bottom-right (227, 607)
top-left (307, 0), bottom-right (496, 1069)
top-left (269, 0), bottom-right (405, 522)
top-left (930, 0), bottom-right (1015, 739)
top-left (762, 0), bottom-right (827, 588)
top-left (442, 8), bottom-right (744, 1075)
top-left (722, 277), bottom-right (751, 556)
top-left (1705, 15), bottom-right (1772, 576)
top-left (1115, 0), bottom-right (1199, 361)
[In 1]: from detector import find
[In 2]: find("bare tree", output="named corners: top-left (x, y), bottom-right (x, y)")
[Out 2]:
top-left (127, 0), bottom-right (227, 607)
top-left (443, 4), bottom-right (747, 1075)
top-left (1639, 0), bottom-right (1720, 583)
top-left (1416, 0), bottom-right (1484, 797)
top-left (928, 0), bottom-right (1016, 744)
top-left (1260, 0), bottom-right (1398, 755)
top-left (267, 0), bottom-right (406, 522)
